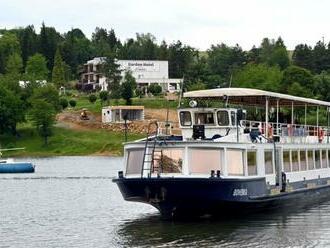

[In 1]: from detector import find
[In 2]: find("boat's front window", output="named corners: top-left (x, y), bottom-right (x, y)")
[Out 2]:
top-left (227, 149), bottom-right (244, 176)
top-left (217, 111), bottom-right (229, 126)
top-left (126, 149), bottom-right (144, 175)
top-left (179, 111), bottom-right (192, 126)
top-left (194, 112), bottom-right (215, 125)
top-left (189, 149), bottom-right (222, 174)
top-left (154, 149), bottom-right (183, 173)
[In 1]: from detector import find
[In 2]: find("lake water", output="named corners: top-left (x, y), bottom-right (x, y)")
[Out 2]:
top-left (2, 157), bottom-right (330, 247)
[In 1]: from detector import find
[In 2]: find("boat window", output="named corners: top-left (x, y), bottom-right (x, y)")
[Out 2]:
top-left (283, 151), bottom-right (291, 172)
top-left (189, 149), bottom-right (221, 174)
top-left (291, 150), bottom-right (299, 171)
top-left (315, 150), bottom-right (321, 169)
top-left (231, 111), bottom-right (236, 126)
top-left (227, 149), bottom-right (244, 176)
top-left (179, 111), bottom-right (192, 126)
top-left (194, 112), bottom-right (215, 125)
top-left (247, 151), bottom-right (257, 175)
top-left (217, 111), bottom-right (229, 126)
top-left (154, 149), bottom-right (184, 173)
top-left (300, 150), bottom-right (307, 171)
top-left (307, 150), bottom-right (314, 170)
top-left (322, 150), bottom-right (327, 168)
top-left (126, 149), bottom-right (144, 175)
top-left (264, 151), bottom-right (273, 174)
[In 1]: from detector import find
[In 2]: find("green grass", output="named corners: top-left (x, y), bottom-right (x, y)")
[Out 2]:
top-left (0, 125), bottom-right (144, 157)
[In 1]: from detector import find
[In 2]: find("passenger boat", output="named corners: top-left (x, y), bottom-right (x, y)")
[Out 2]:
top-left (0, 148), bottom-right (35, 173)
top-left (113, 88), bottom-right (330, 219)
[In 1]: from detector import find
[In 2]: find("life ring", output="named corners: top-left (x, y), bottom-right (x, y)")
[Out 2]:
top-left (318, 128), bottom-right (324, 143)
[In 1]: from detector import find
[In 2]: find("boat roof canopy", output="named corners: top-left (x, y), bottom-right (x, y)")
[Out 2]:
top-left (183, 88), bottom-right (330, 107)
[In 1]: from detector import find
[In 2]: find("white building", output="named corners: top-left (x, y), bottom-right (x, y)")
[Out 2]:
top-left (79, 58), bottom-right (182, 92)
top-left (102, 106), bottom-right (144, 123)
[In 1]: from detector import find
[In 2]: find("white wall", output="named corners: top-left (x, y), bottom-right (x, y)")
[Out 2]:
top-left (118, 60), bottom-right (168, 79)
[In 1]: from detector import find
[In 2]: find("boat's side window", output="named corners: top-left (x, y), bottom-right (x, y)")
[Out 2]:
top-left (194, 112), bottom-right (215, 125)
top-left (283, 151), bottom-right (291, 172)
top-left (315, 150), bottom-right (321, 169)
top-left (179, 111), bottom-right (192, 126)
top-left (126, 149), bottom-right (144, 175)
top-left (321, 150), bottom-right (327, 168)
top-left (307, 150), bottom-right (314, 170)
top-left (291, 150), bottom-right (299, 171)
top-left (328, 149), bottom-right (330, 168)
top-left (264, 151), bottom-right (273, 174)
top-left (300, 150), bottom-right (307, 171)
top-left (189, 149), bottom-right (222, 174)
top-left (247, 151), bottom-right (257, 176)
top-left (227, 149), bottom-right (244, 176)
top-left (217, 111), bottom-right (229, 126)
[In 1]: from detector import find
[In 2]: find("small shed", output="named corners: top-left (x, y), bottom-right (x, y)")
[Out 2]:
top-left (102, 106), bottom-right (145, 123)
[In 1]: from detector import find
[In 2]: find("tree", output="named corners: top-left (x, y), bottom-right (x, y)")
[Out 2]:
top-left (89, 94), bottom-right (97, 104)
top-left (314, 72), bottom-right (330, 101)
top-left (52, 48), bottom-right (65, 87)
top-left (281, 65), bottom-right (314, 94)
top-left (292, 44), bottom-right (314, 71)
top-left (102, 54), bottom-right (122, 100)
top-left (99, 90), bottom-right (109, 105)
top-left (30, 84), bottom-right (60, 111)
top-left (121, 71), bottom-right (137, 105)
top-left (5, 52), bottom-right (23, 75)
top-left (20, 25), bottom-right (38, 68)
top-left (25, 53), bottom-right (49, 80)
top-left (233, 63), bottom-right (283, 92)
top-left (148, 84), bottom-right (162, 96)
top-left (0, 33), bottom-right (21, 74)
top-left (30, 99), bottom-right (56, 145)
top-left (0, 85), bottom-right (25, 135)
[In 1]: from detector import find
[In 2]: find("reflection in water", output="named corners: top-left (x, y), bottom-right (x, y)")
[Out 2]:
top-left (116, 203), bottom-right (330, 248)
top-left (1, 157), bottom-right (330, 247)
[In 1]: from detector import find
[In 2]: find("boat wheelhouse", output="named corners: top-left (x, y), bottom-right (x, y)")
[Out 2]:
top-left (113, 88), bottom-right (330, 219)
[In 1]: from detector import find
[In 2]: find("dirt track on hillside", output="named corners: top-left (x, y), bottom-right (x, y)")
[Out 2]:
top-left (56, 108), bottom-right (180, 134)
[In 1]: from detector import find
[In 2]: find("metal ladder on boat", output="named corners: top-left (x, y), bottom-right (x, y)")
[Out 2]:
top-left (141, 122), bottom-right (162, 177)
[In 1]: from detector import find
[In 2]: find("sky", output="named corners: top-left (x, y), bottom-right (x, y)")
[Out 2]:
top-left (1, 0), bottom-right (329, 51)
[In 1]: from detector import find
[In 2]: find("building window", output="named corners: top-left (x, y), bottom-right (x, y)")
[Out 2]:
top-left (179, 111), bottom-right (192, 126)
top-left (283, 151), bottom-right (291, 172)
top-left (231, 111), bottom-right (236, 126)
top-left (300, 150), bottom-right (307, 171)
top-left (307, 150), bottom-right (314, 170)
top-left (227, 149), bottom-right (244, 176)
top-left (247, 151), bottom-right (257, 175)
top-left (189, 149), bottom-right (221, 174)
top-left (264, 151), bottom-right (273, 174)
top-left (217, 111), bottom-right (229, 126)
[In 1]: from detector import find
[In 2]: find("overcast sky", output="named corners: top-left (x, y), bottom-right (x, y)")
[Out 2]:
top-left (1, 0), bottom-right (329, 50)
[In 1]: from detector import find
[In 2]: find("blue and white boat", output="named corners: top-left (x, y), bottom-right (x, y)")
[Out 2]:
top-left (0, 149), bottom-right (35, 173)
top-left (113, 88), bottom-right (330, 219)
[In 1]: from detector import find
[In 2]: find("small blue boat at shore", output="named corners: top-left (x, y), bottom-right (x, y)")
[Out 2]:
top-left (0, 159), bottom-right (35, 173)
top-left (0, 148), bottom-right (35, 173)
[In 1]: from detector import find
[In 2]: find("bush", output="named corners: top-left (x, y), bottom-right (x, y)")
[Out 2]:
top-left (99, 91), bottom-right (109, 105)
top-left (59, 98), bottom-right (68, 110)
top-left (89, 94), bottom-right (97, 104)
top-left (135, 88), bottom-right (143, 98)
top-left (148, 84), bottom-right (162, 96)
top-left (69, 99), bottom-right (76, 108)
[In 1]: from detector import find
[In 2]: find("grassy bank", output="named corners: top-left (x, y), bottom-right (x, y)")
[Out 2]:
top-left (0, 125), bottom-right (144, 157)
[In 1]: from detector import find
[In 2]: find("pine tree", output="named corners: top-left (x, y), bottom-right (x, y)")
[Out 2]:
top-left (52, 48), bottom-right (65, 88)
top-left (102, 54), bottom-right (122, 99)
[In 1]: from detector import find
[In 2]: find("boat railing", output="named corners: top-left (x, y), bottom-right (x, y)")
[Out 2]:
top-left (241, 120), bottom-right (329, 140)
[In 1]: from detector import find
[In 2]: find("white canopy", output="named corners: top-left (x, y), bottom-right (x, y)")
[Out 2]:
top-left (183, 88), bottom-right (330, 107)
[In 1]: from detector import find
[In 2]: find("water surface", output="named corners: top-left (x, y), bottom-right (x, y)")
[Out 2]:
top-left (1, 156), bottom-right (330, 247)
